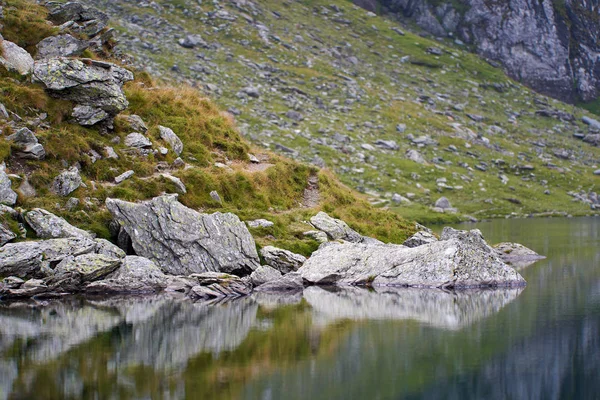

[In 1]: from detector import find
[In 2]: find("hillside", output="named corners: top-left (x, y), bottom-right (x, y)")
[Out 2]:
top-left (72, 0), bottom-right (600, 224)
top-left (0, 0), bottom-right (415, 255)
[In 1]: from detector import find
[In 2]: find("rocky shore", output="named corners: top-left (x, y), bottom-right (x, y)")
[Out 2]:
top-left (0, 194), bottom-right (544, 301)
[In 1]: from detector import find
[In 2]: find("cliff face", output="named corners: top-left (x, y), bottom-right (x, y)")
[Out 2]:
top-left (368, 0), bottom-right (600, 103)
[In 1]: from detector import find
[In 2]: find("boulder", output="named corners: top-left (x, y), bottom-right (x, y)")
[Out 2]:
top-left (0, 169), bottom-right (17, 206)
top-left (247, 219), bottom-right (274, 228)
top-left (72, 105), bottom-right (108, 126)
top-left (0, 224), bottom-right (16, 247)
top-left (35, 34), bottom-right (89, 59)
top-left (94, 238), bottom-right (126, 259)
top-left (105, 194), bottom-right (260, 275)
top-left (24, 208), bottom-right (91, 239)
top-left (310, 211), bottom-right (379, 243)
top-left (583, 116), bottom-right (600, 130)
top-left (125, 132), bottom-right (152, 148)
top-left (160, 173), bottom-right (186, 194)
top-left (254, 271), bottom-right (304, 293)
top-left (249, 265), bottom-right (282, 287)
top-left (33, 58), bottom-right (133, 126)
top-left (114, 170), bottom-right (134, 184)
top-left (0, 37), bottom-right (34, 75)
top-left (158, 125), bottom-right (183, 156)
top-left (434, 196), bottom-right (452, 209)
top-left (46, 1), bottom-right (109, 36)
top-left (52, 253), bottom-right (121, 283)
top-left (188, 272), bottom-right (252, 299)
top-left (86, 256), bottom-right (168, 293)
top-left (405, 149), bottom-right (426, 164)
top-left (50, 167), bottom-right (82, 196)
top-left (123, 114), bottom-right (148, 132)
top-left (6, 128), bottom-right (45, 160)
top-left (402, 231), bottom-right (438, 248)
top-left (493, 242), bottom-right (546, 269)
top-left (299, 232), bottom-right (525, 288)
top-left (0, 237), bottom-right (97, 279)
top-left (0, 278), bottom-right (48, 298)
top-left (260, 246), bottom-right (306, 274)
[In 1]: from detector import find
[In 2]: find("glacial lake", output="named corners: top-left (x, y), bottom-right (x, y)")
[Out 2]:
top-left (0, 216), bottom-right (599, 399)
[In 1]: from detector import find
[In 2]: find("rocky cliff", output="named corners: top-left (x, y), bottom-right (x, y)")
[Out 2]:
top-left (366, 0), bottom-right (600, 103)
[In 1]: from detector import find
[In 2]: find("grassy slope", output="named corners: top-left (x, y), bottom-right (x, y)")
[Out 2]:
top-left (0, 0), bottom-right (415, 254)
top-left (72, 0), bottom-right (600, 224)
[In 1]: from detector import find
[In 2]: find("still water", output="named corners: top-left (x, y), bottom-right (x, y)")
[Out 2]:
top-left (0, 216), bottom-right (599, 399)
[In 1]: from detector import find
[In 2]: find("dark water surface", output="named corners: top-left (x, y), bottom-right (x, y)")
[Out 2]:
top-left (1, 216), bottom-right (599, 399)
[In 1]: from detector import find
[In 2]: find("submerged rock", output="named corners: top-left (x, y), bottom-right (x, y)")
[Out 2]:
top-left (494, 242), bottom-right (546, 269)
top-left (106, 194), bottom-right (260, 275)
top-left (299, 232), bottom-right (525, 288)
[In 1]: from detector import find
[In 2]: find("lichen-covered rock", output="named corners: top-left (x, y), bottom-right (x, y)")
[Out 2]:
top-left (94, 239), bottom-right (126, 259)
top-left (0, 237), bottom-right (97, 279)
top-left (0, 36), bottom-right (33, 75)
top-left (158, 125), bottom-right (183, 156)
top-left (254, 271), bottom-right (304, 293)
top-left (35, 34), bottom-right (89, 59)
top-left (50, 167), bottom-right (82, 196)
top-left (402, 231), bottom-right (438, 248)
top-left (0, 169), bottom-right (17, 206)
top-left (86, 256), bottom-right (168, 293)
top-left (249, 265), bottom-right (282, 287)
top-left (47, 254), bottom-right (121, 291)
top-left (106, 194), bottom-right (260, 275)
top-left (124, 132), bottom-right (152, 148)
top-left (33, 58), bottom-right (133, 126)
top-left (188, 272), bottom-right (252, 299)
top-left (299, 233), bottom-right (525, 288)
top-left (24, 208), bottom-right (91, 239)
top-left (72, 105), bottom-right (108, 126)
top-left (260, 246), bottom-right (306, 274)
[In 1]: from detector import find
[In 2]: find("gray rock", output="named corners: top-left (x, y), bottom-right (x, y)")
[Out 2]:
top-left (124, 132), bottom-right (152, 148)
top-left (178, 34), bottom-right (207, 49)
top-left (310, 211), bottom-right (372, 243)
top-left (188, 272), bottom-right (252, 299)
top-left (434, 196), bottom-right (452, 209)
top-left (18, 179), bottom-right (36, 198)
top-left (24, 208), bottom-right (91, 239)
top-left (158, 125), bottom-right (183, 156)
top-left (405, 149), bottom-right (426, 164)
top-left (160, 173), bottom-right (186, 194)
top-left (594, 169), bottom-right (600, 176)
top-left (0, 37), bottom-right (34, 75)
top-left (33, 58), bottom-right (133, 125)
top-left (254, 271), bottom-right (304, 293)
top-left (51, 167), bottom-right (82, 196)
top-left (299, 233), bottom-right (525, 288)
top-left (0, 224), bottom-right (16, 247)
top-left (0, 237), bottom-right (97, 279)
top-left (374, 139), bottom-right (399, 150)
top-left (247, 219), bottom-right (274, 229)
top-left (0, 170), bottom-right (17, 206)
top-left (249, 265), bottom-right (282, 287)
top-left (94, 238), bottom-right (126, 259)
top-left (124, 114), bottom-right (148, 132)
top-left (260, 246), bottom-right (306, 274)
top-left (285, 110), bottom-right (304, 121)
top-left (402, 231), bottom-right (438, 248)
top-left (210, 190), bottom-right (222, 204)
top-left (583, 116), bottom-right (600, 130)
top-left (391, 193), bottom-right (411, 204)
top-left (396, 123), bottom-right (407, 133)
top-left (72, 105), bottom-right (108, 126)
top-left (0, 278), bottom-right (48, 298)
top-left (105, 146), bottom-right (118, 159)
top-left (35, 34), bottom-right (89, 59)
top-left (105, 194), bottom-right (260, 275)
top-left (86, 256), bottom-right (168, 293)
top-left (493, 242), bottom-right (546, 269)
top-left (114, 170), bottom-right (134, 184)
top-left (48, 254), bottom-right (121, 290)
top-left (6, 128), bottom-right (45, 160)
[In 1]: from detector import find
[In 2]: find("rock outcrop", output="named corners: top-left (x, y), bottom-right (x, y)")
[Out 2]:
top-left (370, 0), bottom-right (600, 103)
top-left (299, 228), bottom-right (525, 288)
top-left (106, 194), bottom-right (260, 276)
top-left (33, 58), bottom-right (133, 127)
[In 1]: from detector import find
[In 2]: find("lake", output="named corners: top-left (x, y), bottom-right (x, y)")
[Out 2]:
top-left (1, 216), bottom-right (599, 399)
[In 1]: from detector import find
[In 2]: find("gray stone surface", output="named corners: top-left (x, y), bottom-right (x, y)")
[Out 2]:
top-left (35, 34), bottom-right (89, 59)
top-left (50, 254), bottom-right (121, 286)
top-left (260, 246), bottom-right (306, 274)
top-left (0, 37), bottom-right (34, 75)
top-left (72, 105), bottom-right (108, 126)
top-left (24, 208), bottom-right (91, 239)
top-left (106, 194), bottom-right (260, 275)
top-left (0, 237), bottom-right (97, 279)
top-left (0, 170), bottom-right (17, 206)
top-left (158, 125), bottom-right (183, 156)
top-left (249, 265), bottom-right (282, 287)
top-left (247, 219), bottom-right (274, 229)
top-left (86, 256), bottom-right (168, 293)
top-left (124, 114), bottom-right (148, 132)
top-left (310, 211), bottom-right (376, 243)
top-left (299, 232), bottom-right (525, 288)
top-left (124, 132), bottom-right (152, 148)
top-left (434, 196), bottom-right (452, 209)
top-left (51, 167), bottom-right (82, 196)
top-left (188, 272), bottom-right (252, 299)
top-left (254, 271), bottom-right (304, 293)
top-left (402, 231), bottom-right (438, 248)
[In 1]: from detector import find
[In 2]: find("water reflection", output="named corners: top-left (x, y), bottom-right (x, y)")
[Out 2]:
top-left (305, 286), bottom-right (524, 330)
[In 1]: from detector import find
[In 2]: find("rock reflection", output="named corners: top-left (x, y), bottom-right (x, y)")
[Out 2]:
top-left (304, 286), bottom-right (524, 330)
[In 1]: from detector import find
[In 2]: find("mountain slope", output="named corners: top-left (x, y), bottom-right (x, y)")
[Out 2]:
top-left (73, 0), bottom-right (600, 223)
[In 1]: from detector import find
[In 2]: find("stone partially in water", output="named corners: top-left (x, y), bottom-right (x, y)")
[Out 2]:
top-left (86, 256), bottom-right (168, 293)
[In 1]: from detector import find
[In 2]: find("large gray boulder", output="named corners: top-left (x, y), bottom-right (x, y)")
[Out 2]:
top-left (0, 36), bottom-right (33, 75)
top-left (24, 208), bottom-right (91, 239)
top-left (260, 246), bottom-right (306, 274)
top-left (299, 232), bottom-right (525, 288)
top-left (35, 34), bottom-right (89, 59)
top-left (86, 256), bottom-right (168, 293)
top-left (50, 167), bottom-right (82, 196)
top-left (0, 237), bottom-right (97, 279)
top-left (106, 194), bottom-right (260, 275)
top-left (51, 254), bottom-right (121, 283)
top-left (0, 170), bottom-right (17, 206)
top-left (249, 265), bottom-right (282, 287)
top-left (33, 58), bottom-right (133, 126)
